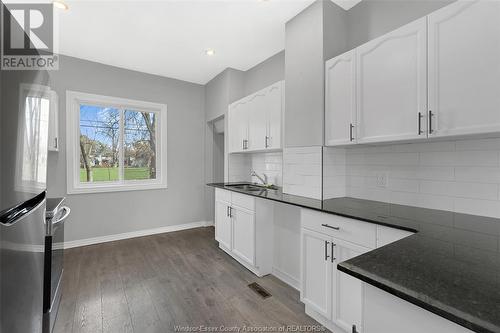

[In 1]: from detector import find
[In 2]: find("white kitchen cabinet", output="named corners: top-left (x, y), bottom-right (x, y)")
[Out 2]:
top-left (325, 50), bottom-right (357, 146)
top-left (428, 1), bottom-right (500, 138)
top-left (332, 238), bottom-right (370, 333)
top-left (301, 228), bottom-right (333, 319)
top-left (363, 284), bottom-right (474, 333)
top-left (356, 17), bottom-right (427, 144)
top-left (228, 100), bottom-right (249, 153)
top-left (265, 81), bottom-right (283, 150)
top-left (47, 91), bottom-right (59, 152)
top-left (20, 84), bottom-right (59, 151)
top-left (231, 206), bottom-right (255, 266)
top-left (301, 209), bottom-right (376, 333)
top-left (215, 200), bottom-right (232, 249)
top-left (247, 93), bottom-right (267, 151)
top-left (228, 81), bottom-right (283, 153)
top-left (214, 189), bottom-right (273, 276)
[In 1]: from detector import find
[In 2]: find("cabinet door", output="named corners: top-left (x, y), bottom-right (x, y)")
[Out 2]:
top-left (356, 17), bottom-right (427, 144)
top-left (266, 82), bottom-right (282, 150)
top-left (247, 93), bottom-right (267, 151)
top-left (325, 50), bottom-right (356, 146)
top-left (48, 91), bottom-right (59, 151)
top-left (428, 1), bottom-right (500, 138)
top-left (232, 207), bottom-right (255, 266)
top-left (301, 228), bottom-right (332, 319)
top-left (228, 101), bottom-right (249, 153)
top-left (215, 200), bottom-right (232, 249)
top-left (332, 238), bottom-right (370, 333)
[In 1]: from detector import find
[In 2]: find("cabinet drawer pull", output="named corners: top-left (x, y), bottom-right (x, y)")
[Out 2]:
top-left (418, 112), bottom-right (423, 135)
top-left (265, 136), bottom-right (269, 148)
top-left (349, 123), bottom-right (354, 142)
top-left (331, 243), bottom-right (336, 262)
top-left (321, 223), bottom-right (340, 231)
top-left (428, 110), bottom-right (434, 134)
top-left (324, 240), bottom-right (330, 261)
top-left (227, 206), bottom-right (230, 217)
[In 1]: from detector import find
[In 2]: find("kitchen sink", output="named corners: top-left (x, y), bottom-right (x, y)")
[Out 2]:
top-left (226, 184), bottom-right (278, 192)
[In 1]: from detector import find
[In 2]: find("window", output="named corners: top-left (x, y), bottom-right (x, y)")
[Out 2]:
top-left (66, 91), bottom-right (167, 194)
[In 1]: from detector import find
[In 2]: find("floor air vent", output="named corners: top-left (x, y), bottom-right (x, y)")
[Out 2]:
top-left (248, 282), bottom-right (272, 299)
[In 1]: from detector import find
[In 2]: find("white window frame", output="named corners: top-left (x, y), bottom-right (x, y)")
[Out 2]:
top-left (66, 90), bottom-right (167, 194)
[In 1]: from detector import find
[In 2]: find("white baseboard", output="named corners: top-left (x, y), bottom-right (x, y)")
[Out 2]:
top-left (272, 267), bottom-right (300, 291)
top-left (64, 220), bottom-right (214, 249)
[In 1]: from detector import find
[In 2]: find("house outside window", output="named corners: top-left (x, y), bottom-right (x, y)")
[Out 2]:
top-left (66, 91), bottom-right (167, 194)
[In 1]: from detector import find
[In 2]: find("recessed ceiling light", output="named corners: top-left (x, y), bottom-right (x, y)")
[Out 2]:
top-left (205, 49), bottom-right (215, 56)
top-left (53, 1), bottom-right (69, 10)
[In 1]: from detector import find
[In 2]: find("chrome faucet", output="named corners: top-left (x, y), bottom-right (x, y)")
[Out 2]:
top-left (250, 170), bottom-right (268, 186)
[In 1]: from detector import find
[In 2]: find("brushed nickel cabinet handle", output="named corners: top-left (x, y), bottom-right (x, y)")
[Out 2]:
top-left (331, 242), bottom-right (336, 262)
top-left (429, 110), bottom-right (434, 134)
top-left (324, 240), bottom-right (330, 261)
top-left (418, 112), bottom-right (423, 135)
top-left (349, 123), bottom-right (354, 142)
top-left (321, 223), bottom-right (340, 231)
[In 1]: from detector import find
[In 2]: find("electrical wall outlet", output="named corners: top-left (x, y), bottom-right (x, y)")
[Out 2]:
top-left (376, 172), bottom-right (388, 188)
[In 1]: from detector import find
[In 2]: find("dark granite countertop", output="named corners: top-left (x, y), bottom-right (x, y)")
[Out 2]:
top-left (208, 182), bottom-right (500, 333)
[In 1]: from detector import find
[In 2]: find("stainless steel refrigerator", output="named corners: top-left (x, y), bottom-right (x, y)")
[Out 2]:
top-left (0, 19), bottom-right (52, 333)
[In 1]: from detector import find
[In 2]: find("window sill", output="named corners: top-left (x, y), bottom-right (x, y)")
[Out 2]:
top-left (67, 181), bottom-right (167, 195)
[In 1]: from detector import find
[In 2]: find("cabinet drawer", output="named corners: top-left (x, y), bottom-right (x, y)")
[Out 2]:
top-left (301, 209), bottom-right (376, 248)
top-left (215, 188), bottom-right (231, 203)
top-left (231, 192), bottom-right (255, 211)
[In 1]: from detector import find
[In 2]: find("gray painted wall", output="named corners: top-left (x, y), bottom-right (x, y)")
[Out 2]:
top-left (242, 51), bottom-right (285, 98)
top-left (47, 56), bottom-right (206, 242)
top-left (285, 1), bottom-right (324, 148)
top-left (284, 0), bottom-right (347, 148)
top-left (205, 70), bottom-right (230, 122)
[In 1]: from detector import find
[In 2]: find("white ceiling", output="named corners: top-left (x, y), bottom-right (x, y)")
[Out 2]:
top-left (59, 0), bottom-right (361, 84)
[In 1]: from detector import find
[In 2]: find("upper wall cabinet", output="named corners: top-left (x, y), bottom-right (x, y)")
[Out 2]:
top-left (428, 1), bottom-right (500, 138)
top-left (228, 81), bottom-right (283, 153)
top-left (325, 50), bottom-right (356, 146)
top-left (356, 17), bottom-right (427, 144)
top-left (228, 100), bottom-right (249, 153)
top-left (325, 1), bottom-right (500, 147)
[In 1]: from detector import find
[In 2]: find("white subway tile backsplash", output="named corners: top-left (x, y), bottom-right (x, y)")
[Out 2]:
top-left (228, 152), bottom-right (283, 186)
top-left (454, 182), bottom-right (498, 200)
top-left (323, 137), bottom-right (500, 218)
top-left (455, 138), bottom-right (500, 151)
top-left (283, 146), bottom-right (323, 199)
top-left (419, 151), bottom-right (457, 166)
top-left (454, 151), bottom-right (499, 167)
top-left (454, 198), bottom-right (500, 218)
top-left (388, 178), bottom-right (420, 193)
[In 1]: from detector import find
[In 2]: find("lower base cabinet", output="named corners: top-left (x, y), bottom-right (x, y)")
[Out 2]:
top-left (231, 206), bottom-right (255, 266)
top-left (301, 228), bottom-right (370, 333)
top-left (214, 189), bottom-right (273, 277)
top-left (300, 209), bottom-right (414, 333)
top-left (363, 284), bottom-right (474, 333)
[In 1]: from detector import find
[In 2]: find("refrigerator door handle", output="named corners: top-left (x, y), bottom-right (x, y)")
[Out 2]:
top-left (0, 192), bottom-right (46, 226)
top-left (52, 206), bottom-right (71, 226)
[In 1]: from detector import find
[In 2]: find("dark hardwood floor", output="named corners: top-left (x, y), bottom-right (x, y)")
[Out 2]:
top-left (54, 227), bottom-right (323, 333)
